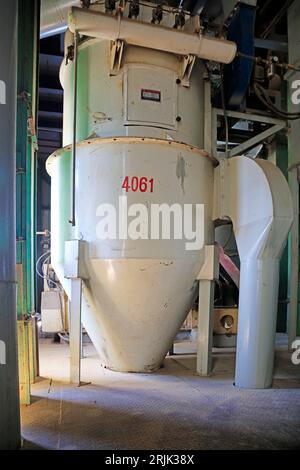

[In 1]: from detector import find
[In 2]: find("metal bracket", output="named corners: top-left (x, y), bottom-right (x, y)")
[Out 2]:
top-left (212, 108), bottom-right (287, 159)
top-left (179, 54), bottom-right (196, 87)
top-left (110, 39), bottom-right (124, 76)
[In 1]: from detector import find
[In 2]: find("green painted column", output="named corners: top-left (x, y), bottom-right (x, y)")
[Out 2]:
top-left (16, 0), bottom-right (39, 319)
top-left (0, 0), bottom-right (21, 450)
top-left (287, 1), bottom-right (300, 342)
top-left (16, 0), bottom-right (40, 405)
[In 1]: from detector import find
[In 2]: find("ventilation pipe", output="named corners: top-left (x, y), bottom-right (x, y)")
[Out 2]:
top-left (41, 2), bottom-right (237, 64)
top-left (68, 7), bottom-right (237, 64)
top-left (214, 156), bottom-right (293, 388)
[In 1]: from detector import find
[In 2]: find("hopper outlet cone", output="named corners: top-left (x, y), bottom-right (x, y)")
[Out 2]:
top-left (47, 138), bottom-right (215, 372)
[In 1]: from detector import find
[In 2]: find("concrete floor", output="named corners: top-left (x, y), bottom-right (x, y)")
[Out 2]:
top-left (21, 335), bottom-right (300, 450)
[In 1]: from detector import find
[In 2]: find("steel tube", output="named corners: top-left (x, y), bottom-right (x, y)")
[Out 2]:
top-left (70, 32), bottom-right (79, 227)
top-left (235, 258), bottom-right (280, 388)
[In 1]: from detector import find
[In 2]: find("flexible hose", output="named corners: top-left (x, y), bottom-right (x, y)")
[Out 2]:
top-left (254, 82), bottom-right (300, 120)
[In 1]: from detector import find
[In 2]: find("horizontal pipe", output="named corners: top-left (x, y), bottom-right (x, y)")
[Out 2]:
top-left (68, 7), bottom-right (237, 64)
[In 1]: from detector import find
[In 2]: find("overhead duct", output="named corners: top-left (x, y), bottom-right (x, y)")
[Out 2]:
top-left (68, 7), bottom-right (237, 64)
top-left (41, 2), bottom-right (237, 64)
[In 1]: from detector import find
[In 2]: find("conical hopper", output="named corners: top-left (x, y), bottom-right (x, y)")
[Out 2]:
top-left (47, 137), bottom-right (215, 371)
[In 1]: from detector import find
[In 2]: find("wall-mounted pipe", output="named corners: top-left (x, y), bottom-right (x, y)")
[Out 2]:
top-left (70, 32), bottom-right (79, 227)
top-left (214, 156), bottom-right (293, 388)
top-left (68, 7), bottom-right (237, 64)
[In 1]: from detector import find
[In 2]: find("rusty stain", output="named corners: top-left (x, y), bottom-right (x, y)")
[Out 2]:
top-left (176, 153), bottom-right (186, 194)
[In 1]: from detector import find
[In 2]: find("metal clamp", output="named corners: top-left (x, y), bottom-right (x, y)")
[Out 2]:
top-left (179, 54), bottom-right (196, 87)
top-left (110, 39), bottom-right (124, 75)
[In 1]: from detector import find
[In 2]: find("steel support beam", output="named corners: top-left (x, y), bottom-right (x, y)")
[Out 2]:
top-left (196, 280), bottom-right (215, 375)
top-left (204, 77), bottom-right (212, 155)
top-left (64, 240), bottom-right (87, 385)
top-left (229, 123), bottom-right (286, 158)
top-left (288, 167), bottom-right (299, 348)
top-left (16, 0), bottom-right (40, 405)
top-left (69, 279), bottom-right (82, 385)
top-left (214, 108), bottom-right (287, 125)
top-left (0, 0), bottom-right (21, 450)
top-left (286, 1), bottom-right (300, 346)
top-left (196, 245), bottom-right (219, 376)
top-left (213, 108), bottom-right (286, 158)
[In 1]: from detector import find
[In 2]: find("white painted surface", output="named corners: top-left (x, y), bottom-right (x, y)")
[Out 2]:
top-left (68, 7), bottom-right (237, 64)
top-left (41, 291), bottom-right (64, 333)
top-left (60, 40), bottom-right (206, 148)
top-left (48, 138), bottom-right (214, 371)
top-left (214, 156), bottom-right (293, 388)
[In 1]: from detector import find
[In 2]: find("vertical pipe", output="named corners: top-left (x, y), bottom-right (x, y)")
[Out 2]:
top-left (0, 0), bottom-right (21, 450)
top-left (70, 32), bottom-right (79, 227)
top-left (214, 157), bottom-right (293, 389)
top-left (235, 258), bottom-right (280, 388)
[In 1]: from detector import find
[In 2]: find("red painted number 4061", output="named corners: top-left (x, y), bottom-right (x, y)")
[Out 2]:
top-left (122, 176), bottom-right (154, 193)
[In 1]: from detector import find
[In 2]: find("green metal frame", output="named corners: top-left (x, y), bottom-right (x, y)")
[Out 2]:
top-left (16, 0), bottom-right (40, 404)
top-left (275, 133), bottom-right (290, 332)
top-left (16, 0), bottom-right (39, 319)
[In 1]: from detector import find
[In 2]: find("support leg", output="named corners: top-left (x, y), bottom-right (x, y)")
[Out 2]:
top-left (196, 280), bottom-right (215, 376)
top-left (70, 278), bottom-right (82, 385)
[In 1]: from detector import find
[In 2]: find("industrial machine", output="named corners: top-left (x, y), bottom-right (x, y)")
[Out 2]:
top-left (44, 1), bottom-right (294, 389)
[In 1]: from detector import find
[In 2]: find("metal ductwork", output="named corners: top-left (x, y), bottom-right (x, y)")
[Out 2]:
top-left (68, 6), bottom-right (237, 64)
